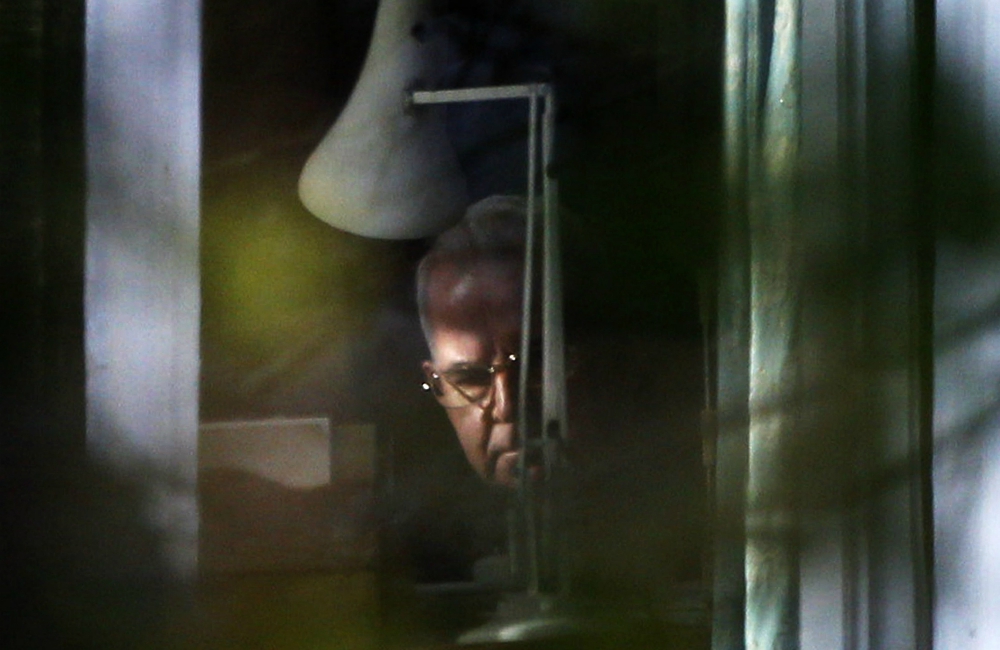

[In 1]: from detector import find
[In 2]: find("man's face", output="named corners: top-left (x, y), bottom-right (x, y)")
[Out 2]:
top-left (423, 257), bottom-right (526, 488)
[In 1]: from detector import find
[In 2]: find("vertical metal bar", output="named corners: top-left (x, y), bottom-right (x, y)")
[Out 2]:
top-left (518, 89), bottom-right (539, 486)
top-left (540, 85), bottom-right (564, 595)
top-left (541, 86), bottom-right (564, 469)
top-left (519, 88), bottom-right (541, 595)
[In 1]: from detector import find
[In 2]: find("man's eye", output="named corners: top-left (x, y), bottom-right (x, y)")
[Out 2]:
top-left (447, 367), bottom-right (493, 388)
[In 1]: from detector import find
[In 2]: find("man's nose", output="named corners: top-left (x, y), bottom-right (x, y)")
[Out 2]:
top-left (489, 371), bottom-right (516, 422)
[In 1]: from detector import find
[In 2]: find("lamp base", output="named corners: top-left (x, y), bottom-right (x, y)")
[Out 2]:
top-left (456, 592), bottom-right (587, 644)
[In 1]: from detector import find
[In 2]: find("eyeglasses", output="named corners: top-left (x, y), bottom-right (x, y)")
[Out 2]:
top-left (423, 353), bottom-right (536, 409)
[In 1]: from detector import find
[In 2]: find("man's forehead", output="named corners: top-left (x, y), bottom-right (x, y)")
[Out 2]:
top-left (426, 257), bottom-right (522, 302)
top-left (425, 257), bottom-right (524, 332)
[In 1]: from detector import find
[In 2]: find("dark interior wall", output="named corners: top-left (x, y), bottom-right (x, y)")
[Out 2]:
top-left (0, 0), bottom-right (85, 468)
top-left (200, 0), bottom-right (402, 422)
top-left (0, 0), bottom-right (86, 540)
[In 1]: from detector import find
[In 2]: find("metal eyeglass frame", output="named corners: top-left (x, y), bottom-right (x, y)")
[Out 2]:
top-left (423, 353), bottom-right (520, 409)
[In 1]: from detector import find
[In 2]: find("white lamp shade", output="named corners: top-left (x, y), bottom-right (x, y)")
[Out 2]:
top-left (298, 0), bottom-right (467, 239)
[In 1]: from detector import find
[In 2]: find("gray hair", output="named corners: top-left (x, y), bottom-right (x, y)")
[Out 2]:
top-left (416, 195), bottom-right (528, 341)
